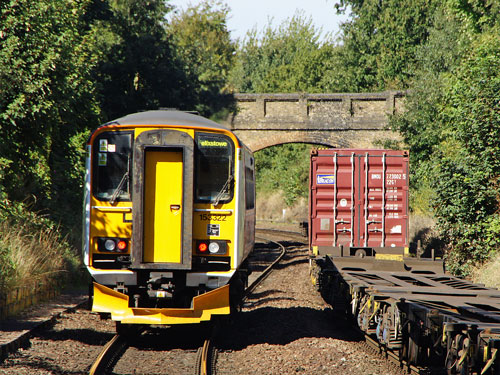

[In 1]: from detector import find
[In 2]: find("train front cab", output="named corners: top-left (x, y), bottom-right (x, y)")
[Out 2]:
top-left (83, 114), bottom-right (255, 325)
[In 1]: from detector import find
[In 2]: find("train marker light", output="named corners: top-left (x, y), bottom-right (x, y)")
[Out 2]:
top-left (117, 240), bottom-right (128, 251)
top-left (198, 242), bottom-right (208, 252)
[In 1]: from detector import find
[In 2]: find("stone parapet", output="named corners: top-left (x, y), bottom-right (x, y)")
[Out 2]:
top-left (227, 91), bottom-right (405, 151)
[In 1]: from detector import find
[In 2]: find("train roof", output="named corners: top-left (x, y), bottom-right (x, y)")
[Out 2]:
top-left (102, 110), bottom-right (229, 131)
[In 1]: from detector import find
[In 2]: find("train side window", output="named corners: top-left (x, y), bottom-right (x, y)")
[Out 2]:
top-left (92, 131), bottom-right (133, 202)
top-left (245, 157), bottom-right (255, 209)
top-left (194, 133), bottom-right (234, 204)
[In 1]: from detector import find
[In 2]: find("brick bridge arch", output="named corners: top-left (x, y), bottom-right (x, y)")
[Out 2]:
top-left (226, 91), bottom-right (405, 152)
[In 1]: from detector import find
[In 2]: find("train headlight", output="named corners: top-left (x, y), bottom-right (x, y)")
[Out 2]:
top-left (208, 242), bottom-right (220, 253)
top-left (97, 237), bottom-right (129, 253)
top-left (195, 240), bottom-right (227, 255)
top-left (104, 239), bottom-right (116, 251)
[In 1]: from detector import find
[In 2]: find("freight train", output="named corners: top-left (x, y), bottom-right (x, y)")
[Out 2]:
top-left (82, 110), bottom-right (255, 329)
top-left (309, 149), bottom-right (500, 374)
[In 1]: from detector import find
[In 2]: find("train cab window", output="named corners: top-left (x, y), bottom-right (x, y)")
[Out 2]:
top-left (194, 133), bottom-right (234, 204)
top-left (92, 131), bottom-right (133, 202)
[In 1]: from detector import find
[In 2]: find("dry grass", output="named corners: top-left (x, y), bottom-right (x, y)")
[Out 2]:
top-left (471, 255), bottom-right (500, 289)
top-left (0, 220), bottom-right (76, 292)
top-left (256, 191), bottom-right (308, 223)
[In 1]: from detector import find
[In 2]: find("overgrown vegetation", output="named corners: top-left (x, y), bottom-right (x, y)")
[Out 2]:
top-left (0, 0), bottom-right (235, 294)
top-left (391, 5), bottom-right (500, 275)
top-left (1, 0), bottom-right (499, 295)
top-left (255, 144), bottom-right (313, 206)
top-left (0, 219), bottom-right (79, 292)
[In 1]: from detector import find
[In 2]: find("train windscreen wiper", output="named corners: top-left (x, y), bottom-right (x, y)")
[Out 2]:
top-left (110, 171), bottom-right (129, 205)
top-left (212, 174), bottom-right (233, 206)
top-left (110, 155), bottom-right (130, 205)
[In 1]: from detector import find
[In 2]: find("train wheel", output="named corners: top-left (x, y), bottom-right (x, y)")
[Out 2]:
top-left (446, 334), bottom-right (470, 375)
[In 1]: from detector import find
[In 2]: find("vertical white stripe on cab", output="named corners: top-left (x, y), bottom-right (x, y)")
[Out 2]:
top-left (233, 148), bottom-right (242, 270)
top-left (83, 145), bottom-right (91, 266)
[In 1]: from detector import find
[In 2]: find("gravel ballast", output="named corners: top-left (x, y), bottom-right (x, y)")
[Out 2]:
top-left (0, 236), bottom-right (398, 374)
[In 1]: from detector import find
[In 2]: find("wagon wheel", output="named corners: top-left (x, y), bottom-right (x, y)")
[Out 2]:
top-left (446, 334), bottom-right (469, 375)
top-left (379, 305), bottom-right (403, 350)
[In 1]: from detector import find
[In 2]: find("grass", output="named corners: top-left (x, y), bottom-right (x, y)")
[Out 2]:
top-left (256, 190), bottom-right (308, 223)
top-left (472, 255), bottom-right (500, 289)
top-left (0, 219), bottom-right (81, 294)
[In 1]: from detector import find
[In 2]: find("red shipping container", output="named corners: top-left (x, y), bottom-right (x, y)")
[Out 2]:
top-left (309, 149), bottom-right (409, 257)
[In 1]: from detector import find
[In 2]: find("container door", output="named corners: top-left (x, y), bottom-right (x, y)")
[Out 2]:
top-left (362, 153), bottom-right (408, 249)
top-left (310, 151), bottom-right (355, 249)
top-left (309, 153), bottom-right (336, 248)
top-left (335, 152), bottom-right (356, 247)
top-left (362, 153), bottom-right (385, 248)
top-left (143, 149), bottom-right (183, 263)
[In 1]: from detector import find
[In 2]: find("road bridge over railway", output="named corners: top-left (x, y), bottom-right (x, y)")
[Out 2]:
top-left (226, 91), bottom-right (405, 151)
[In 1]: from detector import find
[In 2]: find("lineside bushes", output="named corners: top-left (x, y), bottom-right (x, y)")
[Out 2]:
top-left (0, 200), bottom-right (80, 296)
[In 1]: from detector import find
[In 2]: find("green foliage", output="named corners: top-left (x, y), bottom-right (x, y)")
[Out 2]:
top-left (431, 31), bottom-right (500, 274)
top-left (330, 0), bottom-right (438, 91)
top-left (255, 144), bottom-right (312, 206)
top-left (168, 0), bottom-right (235, 116)
top-left (92, 0), bottom-right (191, 121)
top-left (391, 1), bottom-right (500, 274)
top-left (230, 12), bottom-right (336, 93)
top-left (0, 0), bottom-right (101, 228)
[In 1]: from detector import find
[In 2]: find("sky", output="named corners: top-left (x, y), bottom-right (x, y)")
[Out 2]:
top-left (167, 0), bottom-right (350, 42)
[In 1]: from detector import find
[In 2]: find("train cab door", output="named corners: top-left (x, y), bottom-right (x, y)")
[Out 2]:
top-left (131, 129), bottom-right (194, 270)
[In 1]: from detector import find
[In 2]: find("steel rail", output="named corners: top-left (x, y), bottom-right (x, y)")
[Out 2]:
top-left (254, 227), bottom-right (307, 241)
top-left (89, 230), bottom-right (296, 375)
top-left (245, 234), bottom-right (287, 298)
top-left (197, 231), bottom-right (297, 374)
top-left (89, 334), bottom-right (128, 375)
top-left (197, 337), bottom-right (217, 375)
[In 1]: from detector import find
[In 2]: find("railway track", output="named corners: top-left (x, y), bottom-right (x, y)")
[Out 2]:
top-left (89, 334), bottom-right (129, 375)
top-left (362, 330), bottom-right (430, 375)
top-left (88, 230), bottom-right (293, 375)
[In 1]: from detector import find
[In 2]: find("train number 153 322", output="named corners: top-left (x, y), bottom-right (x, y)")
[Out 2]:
top-left (199, 214), bottom-right (227, 222)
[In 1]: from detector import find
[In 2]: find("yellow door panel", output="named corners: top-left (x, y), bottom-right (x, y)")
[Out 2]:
top-left (143, 150), bottom-right (183, 263)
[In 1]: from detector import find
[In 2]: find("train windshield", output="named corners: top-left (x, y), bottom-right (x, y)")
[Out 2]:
top-left (92, 131), bottom-right (133, 202)
top-left (194, 133), bottom-right (234, 204)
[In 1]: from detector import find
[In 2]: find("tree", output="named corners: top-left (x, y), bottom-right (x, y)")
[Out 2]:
top-left (168, 0), bottom-right (235, 116)
top-left (92, 0), bottom-right (191, 121)
top-left (431, 31), bottom-right (500, 272)
top-left (390, 1), bottom-right (500, 273)
top-left (331, 0), bottom-right (438, 91)
top-left (0, 0), bottom-right (101, 226)
top-left (230, 12), bottom-right (336, 93)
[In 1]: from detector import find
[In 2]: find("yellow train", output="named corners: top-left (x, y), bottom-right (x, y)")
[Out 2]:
top-left (82, 110), bottom-right (255, 327)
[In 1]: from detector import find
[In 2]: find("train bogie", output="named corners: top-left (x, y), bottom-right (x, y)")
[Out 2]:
top-left (83, 110), bottom-right (255, 326)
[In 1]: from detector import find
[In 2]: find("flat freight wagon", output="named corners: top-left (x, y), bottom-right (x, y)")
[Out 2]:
top-left (308, 149), bottom-right (500, 374)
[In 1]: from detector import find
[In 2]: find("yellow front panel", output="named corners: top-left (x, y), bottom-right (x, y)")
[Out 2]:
top-left (144, 150), bottom-right (183, 263)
